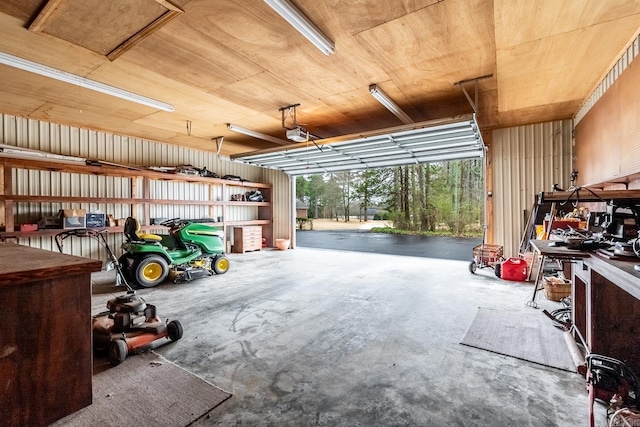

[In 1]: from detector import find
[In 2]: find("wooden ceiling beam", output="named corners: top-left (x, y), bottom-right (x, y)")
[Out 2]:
top-left (107, 5), bottom-right (184, 61)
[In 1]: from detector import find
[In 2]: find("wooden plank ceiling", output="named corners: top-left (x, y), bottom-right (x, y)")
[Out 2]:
top-left (0, 0), bottom-right (639, 156)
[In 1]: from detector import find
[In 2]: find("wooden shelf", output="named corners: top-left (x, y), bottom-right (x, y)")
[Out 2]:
top-left (225, 219), bottom-right (272, 226)
top-left (0, 157), bottom-right (274, 246)
top-left (1, 157), bottom-right (270, 188)
top-left (539, 189), bottom-right (640, 203)
top-left (223, 201), bottom-right (270, 207)
top-left (0, 228), bottom-right (108, 240)
top-left (0, 196), bottom-right (271, 207)
top-left (0, 225), bottom-right (174, 241)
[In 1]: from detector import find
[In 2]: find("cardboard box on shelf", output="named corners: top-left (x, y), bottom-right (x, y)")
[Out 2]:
top-left (19, 224), bottom-right (38, 232)
top-left (38, 216), bottom-right (61, 229)
top-left (86, 212), bottom-right (106, 228)
top-left (60, 209), bottom-right (86, 229)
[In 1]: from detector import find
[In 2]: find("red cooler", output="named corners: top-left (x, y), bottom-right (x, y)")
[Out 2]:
top-left (500, 258), bottom-right (528, 281)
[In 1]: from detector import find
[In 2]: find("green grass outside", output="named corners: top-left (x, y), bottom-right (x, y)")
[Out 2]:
top-left (370, 227), bottom-right (483, 238)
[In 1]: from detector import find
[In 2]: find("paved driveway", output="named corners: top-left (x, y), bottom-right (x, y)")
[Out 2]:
top-left (295, 230), bottom-right (482, 261)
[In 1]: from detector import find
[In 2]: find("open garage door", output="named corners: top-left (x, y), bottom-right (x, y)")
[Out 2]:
top-left (231, 115), bottom-right (485, 175)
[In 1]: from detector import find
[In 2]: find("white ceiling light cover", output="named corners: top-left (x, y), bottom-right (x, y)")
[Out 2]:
top-left (232, 115), bottom-right (485, 175)
top-left (0, 51), bottom-right (174, 112)
top-left (264, 0), bottom-right (335, 55)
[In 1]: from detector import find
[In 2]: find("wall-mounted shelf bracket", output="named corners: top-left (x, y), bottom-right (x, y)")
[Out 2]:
top-left (455, 74), bottom-right (493, 113)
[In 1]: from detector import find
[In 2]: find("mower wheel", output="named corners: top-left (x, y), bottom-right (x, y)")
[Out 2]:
top-left (108, 339), bottom-right (128, 366)
top-left (469, 261), bottom-right (477, 274)
top-left (494, 262), bottom-right (502, 278)
top-left (168, 320), bottom-right (184, 341)
top-left (134, 255), bottom-right (169, 288)
top-left (609, 408), bottom-right (640, 427)
top-left (118, 254), bottom-right (134, 279)
top-left (213, 256), bottom-right (230, 274)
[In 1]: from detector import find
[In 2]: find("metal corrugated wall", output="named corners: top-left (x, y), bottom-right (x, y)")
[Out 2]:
top-left (492, 120), bottom-right (573, 257)
top-left (1, 114), bottom-right (292, 260)
top-left (261, 168), bottom-right (295, 246)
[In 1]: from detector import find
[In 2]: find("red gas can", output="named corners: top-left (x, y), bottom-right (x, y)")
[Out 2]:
top-left (500, 257), bottom-right (528, 282)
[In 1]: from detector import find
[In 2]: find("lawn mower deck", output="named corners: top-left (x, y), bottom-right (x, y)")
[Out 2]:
top-left (55, 228), bottom-right (184, 366)
top-left (93, 292), bottom-right (183, 365)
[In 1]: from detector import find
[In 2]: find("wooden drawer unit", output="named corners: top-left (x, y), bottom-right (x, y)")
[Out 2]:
top-left (233, 226), bottom-right (262, 253)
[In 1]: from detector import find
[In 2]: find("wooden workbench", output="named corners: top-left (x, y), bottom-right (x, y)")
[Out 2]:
top-left (0, 243), bottom-right (102, 427)
top-left (529, 239), bottom-right (640, 373)
top-left (527, 240), bottom-right (591, 307)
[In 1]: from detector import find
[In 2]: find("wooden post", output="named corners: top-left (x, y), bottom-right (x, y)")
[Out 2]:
top-left (142, 176), bottom-right (150, 225)
top-left (484, 131), bottom-right (494, 244)
top-left (209, 182), bottom-right (214, 218)
top-left (0, 163), bottom-right (4, 228)
top-left (2, 163), bottom-right (14, 232)
top-left (130, 176), bottom-right (138, 223)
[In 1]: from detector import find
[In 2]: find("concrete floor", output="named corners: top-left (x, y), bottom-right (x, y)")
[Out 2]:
top-left (92, 248), bottom-right (605, 426)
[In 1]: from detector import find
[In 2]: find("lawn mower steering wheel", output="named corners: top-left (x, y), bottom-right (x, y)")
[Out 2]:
top-left (160, 218), bottom-right (181, 227)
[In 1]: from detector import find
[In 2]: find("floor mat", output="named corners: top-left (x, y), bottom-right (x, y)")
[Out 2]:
top-left (50, 351), bottom-right (231, 427)
top-left (460, 307), bottom-right (576, 372)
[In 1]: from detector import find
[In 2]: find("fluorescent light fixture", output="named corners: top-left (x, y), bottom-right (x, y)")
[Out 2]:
top-left (369, 84), bottom-right (414, 124)
top-left (227, 123), bottom-right (290, 146)
top-left (264, 0), bottom-right (335, 55)
top-left (0, 143), bottom-right (86, 165)
top-left (0, 51), bottom-right (174, 112)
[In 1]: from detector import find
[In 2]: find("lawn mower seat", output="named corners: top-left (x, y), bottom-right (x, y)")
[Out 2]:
top-left (123, 217), bottom-right (163, 243)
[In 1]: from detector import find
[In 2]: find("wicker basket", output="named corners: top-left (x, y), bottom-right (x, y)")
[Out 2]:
top-left (542, 276), bottom-right (572, 301)
top-left (472, 244), bottom-right (503, 265)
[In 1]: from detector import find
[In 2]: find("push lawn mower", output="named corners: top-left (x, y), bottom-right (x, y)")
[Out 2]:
top-left (586, 354), bottom-right (640, 427)
top-left (542, 305), bottom-right (640, 426)
top-left (56, 228), bottom-right (183, 366)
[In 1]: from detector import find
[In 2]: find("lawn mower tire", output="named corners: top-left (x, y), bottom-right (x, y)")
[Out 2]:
top-left (494, 262), bottom-right (501, 278)
top-left (213, 256), bottom-right (230, 274)
top-left (134, 254), bottom-right (169, 288)
top-left (109, 339), bottom-right (128, 366)
top-left (118, 254), bottom-right (134, 280)
top-left (168, 320), bottom-right (184, 341)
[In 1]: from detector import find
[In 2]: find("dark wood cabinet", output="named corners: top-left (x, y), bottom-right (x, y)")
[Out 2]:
top-left (571, 255), bottom-right (640, 374)
top-left (0, 243), bottom-right (102, 427)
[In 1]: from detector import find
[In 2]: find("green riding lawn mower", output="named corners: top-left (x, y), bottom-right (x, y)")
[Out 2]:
top-left (119, 217), bottom-right (230, 288)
